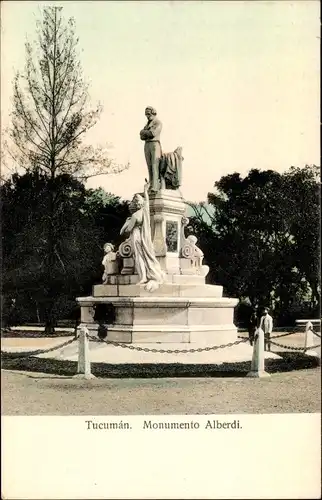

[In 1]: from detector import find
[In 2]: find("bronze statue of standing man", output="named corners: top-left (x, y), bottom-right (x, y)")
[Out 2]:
top-left (140, 106), bottom-right (162, 192)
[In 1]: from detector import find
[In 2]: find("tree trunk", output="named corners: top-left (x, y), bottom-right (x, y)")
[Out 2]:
top-left (43, 178), bottom-right (57, 335)
top-left (310, 280), bottom-right (320, 310)
top-left (35, 302), bottom-right (41, 324)
top-left (43, 293), bottom-right (56, 335)
top-left (44, 322), bottom-right (56, 335)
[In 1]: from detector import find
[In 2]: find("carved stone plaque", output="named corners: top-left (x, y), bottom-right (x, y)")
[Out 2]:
top-left (166, 220), bottom-right (179, 253)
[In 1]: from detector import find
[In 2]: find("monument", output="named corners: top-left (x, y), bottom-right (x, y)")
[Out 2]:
top-left (139, 106), bottom-right (163, 192)
top-left (76, 107), bottom-right (271, 364)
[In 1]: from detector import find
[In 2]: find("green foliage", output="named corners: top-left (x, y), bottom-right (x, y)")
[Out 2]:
top-left (190, 165), bottom-right (320, 324)
top-left (84, 188), bottom-right (130, 248)
top-left (1, 172), bottom-right (129, 328)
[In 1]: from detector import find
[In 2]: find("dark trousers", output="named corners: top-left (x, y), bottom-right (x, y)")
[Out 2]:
top-left (248, 328), bottom-right (256, 346)
top-left (264, 332), bottom-right (271, 351)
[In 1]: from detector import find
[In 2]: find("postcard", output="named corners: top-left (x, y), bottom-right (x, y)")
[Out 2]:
top-left (1, 1), bottom-right (320, 498)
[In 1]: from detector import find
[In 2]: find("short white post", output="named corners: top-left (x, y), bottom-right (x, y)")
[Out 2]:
top-left (304, 321), bottom-right (318, 357)
top-left (73, 325), bottom-right (96, 379)
top-left (247, 328), bottom-right (270, 378)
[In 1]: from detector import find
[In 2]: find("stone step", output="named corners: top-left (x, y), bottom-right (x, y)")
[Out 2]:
top-left (97, 274), bottom-right (208, 286)
top-left (93, 283), bottom-right (223, 298)
top-left (43, 340), bottom-right (281, 365)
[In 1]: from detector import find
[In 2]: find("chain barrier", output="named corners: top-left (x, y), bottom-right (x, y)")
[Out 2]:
top-left (268, 338), bottom-right (321, 352)
top-left (270, 331), bottom-right (299, 339)
top-left (241, 328), bottom-right (321, 352)
top-left (87, 334), bottom-right (248, 353)
top-left (2, 327), bottom-right (319, 363)
top-left (89, 332), bottom-right (321, 354)
top-left (1, 337), bottom-right (77, 361)
top-left (239, 331), bottom-right (297, 341)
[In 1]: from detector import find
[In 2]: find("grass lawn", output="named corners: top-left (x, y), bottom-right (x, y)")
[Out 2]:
top-left (2, 358), bottom-right (320, 415)
top-left (2, 329), bottom-right (320, 415)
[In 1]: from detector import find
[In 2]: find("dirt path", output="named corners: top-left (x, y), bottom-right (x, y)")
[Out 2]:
top-left (2, 367), bottom-right (320, 415)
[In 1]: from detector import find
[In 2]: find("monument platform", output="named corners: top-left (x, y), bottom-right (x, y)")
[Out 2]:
top-left (38, 337), bottom-right (281, 366)
top-left (77, 272), bottom-right (239, 345)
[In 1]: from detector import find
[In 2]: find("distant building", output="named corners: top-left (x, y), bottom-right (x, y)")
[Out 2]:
top-left (186, 203), bottom-right (215, 225)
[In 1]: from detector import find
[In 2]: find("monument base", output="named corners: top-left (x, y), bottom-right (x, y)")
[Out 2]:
top-left (40, 338), bottom-right (281, 366)
top-left (246, 370), bottom-right (271, 378)
top-left (78, 278), bottom-right (239, 345)
top-left (73, 373), bottom-right (96, 380)
top-left (73, 273), bottom-right (283, 366)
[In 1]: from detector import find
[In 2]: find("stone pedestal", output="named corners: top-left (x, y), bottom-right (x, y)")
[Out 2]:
top-left (76, 188), bottom-right (243, 360)
top-left (149, 189), bottom-right (185, 274)
top-left (77, 276), bottom-right (238, 346)
top-left (246, 328), bottom-right (270, 378)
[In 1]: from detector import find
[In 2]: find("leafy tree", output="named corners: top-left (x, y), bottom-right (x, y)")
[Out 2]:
top-left (1, 172), bottom-right (99, 326)
top-left (1, 172), bottom-right (130, 329)
top-left (2, 6), bottom-right (128, 332)
top-left (284, 165), bottom-right (320, 308)
top-left (190, 166), bottom-right (320, 324)
top-left (85, 188), bottom-right (130, 249)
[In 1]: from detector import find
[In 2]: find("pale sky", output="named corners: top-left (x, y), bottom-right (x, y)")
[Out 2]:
top-left (1, 0), bottom-right (320, 202)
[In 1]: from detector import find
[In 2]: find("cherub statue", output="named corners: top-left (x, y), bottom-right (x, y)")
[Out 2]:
top-left (186, 235), bottom-right (204, 269)
top-left (180, 231), bottom-right (209, 277)
top-left (120, 179), bottom-right (165, 291)
top-left (102, 243), bottom-right (119, 283)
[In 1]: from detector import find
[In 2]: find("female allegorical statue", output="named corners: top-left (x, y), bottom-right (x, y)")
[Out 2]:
top-left (120, 179), bottom-right (165, 291)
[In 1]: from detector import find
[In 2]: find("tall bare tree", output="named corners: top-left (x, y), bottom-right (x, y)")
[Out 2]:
top-left (4, 6), bottom-right (127, 180)
top-left (3, 6), bottom-right (128, 333)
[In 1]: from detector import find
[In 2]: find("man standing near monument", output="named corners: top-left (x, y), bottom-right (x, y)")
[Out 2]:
top-left (259, 307), bottom-right (273, 351)
top-left (248, 305), bottom-right (258, 346)
top-left (140, 107), bottom-right (162, 192)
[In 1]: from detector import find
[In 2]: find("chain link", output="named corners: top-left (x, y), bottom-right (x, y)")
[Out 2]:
top-left (1, 337), bottom-right (77, 360)
top-left (87, 334), bottom-right (248, 353)
top-left (3, 328), bottom-right (318, 361)
top-left (268, 339), bottom-right (321, 352)
top-left (239, 330), bottom-right (298, 341)
top-left (270, 331), bottom-right (298, 339)
top-left (242, 328), bottom-right (321, 352)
